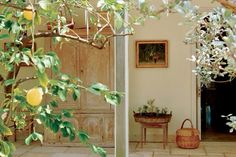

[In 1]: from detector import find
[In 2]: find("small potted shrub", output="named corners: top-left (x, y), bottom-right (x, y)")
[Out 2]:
top-left (133, 99), bottom-right (172, 124)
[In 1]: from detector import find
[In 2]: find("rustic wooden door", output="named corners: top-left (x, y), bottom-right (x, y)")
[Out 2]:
top-left (44, 39), bottom-right (114, 147)
top-left (77, 41), bottom-right (114, 146)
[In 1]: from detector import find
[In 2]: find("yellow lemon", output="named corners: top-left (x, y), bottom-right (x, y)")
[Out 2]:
top-left (26, 88), bottom-right (43, 106)
top-left (23, 5), bottom-right (33, 21)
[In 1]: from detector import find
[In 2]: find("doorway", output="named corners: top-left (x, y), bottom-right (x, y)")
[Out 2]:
top-left (201, 79), bottom-right (236, 141)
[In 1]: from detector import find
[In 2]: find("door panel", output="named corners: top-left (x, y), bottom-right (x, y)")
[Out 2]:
top-left (51, 41), bottom-right (80, 109)
top-left (79, 42), bottom-right (113, 111)
top-left (102, 115), bottom-right (114, 144)
top-left (77, 114), bottom-right (103, 143)
top-left (44, 38), bottom-right (114, 146)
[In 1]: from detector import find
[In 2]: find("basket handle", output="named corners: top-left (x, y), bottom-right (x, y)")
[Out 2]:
top-left (181, 119), bottom-right (194, 129)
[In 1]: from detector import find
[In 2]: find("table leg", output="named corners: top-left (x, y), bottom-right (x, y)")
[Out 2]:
top-left (166, 124), bottom-right (168, 146)
top-left (163, 125), bottom-right (166, 149)
top-left (144, 128), bottom-right (146, 144)
top-left (141, 125), bottom-right (143, 148)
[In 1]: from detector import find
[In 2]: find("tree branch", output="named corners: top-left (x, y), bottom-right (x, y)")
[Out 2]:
top-left (31, 31), bottom-right (106, 49)
top-left (0, 2), bottom-right (25, 10)
top-left (216, 0), bottom-right (236, 13)
top-left (4, 65), bottom-right (20, 96)
top-left (14, 76), bottom-right (37, 88)
top-left (30, 31), bottom-right (132, 49)
top-left (0, 74), bottom-right (4, 83)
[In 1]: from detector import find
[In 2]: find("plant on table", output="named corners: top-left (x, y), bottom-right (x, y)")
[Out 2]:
top-left (134, 99), bottom-right (172, 117)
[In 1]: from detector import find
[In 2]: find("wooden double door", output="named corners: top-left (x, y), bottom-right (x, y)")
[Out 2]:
top-left (44, 39), bottom-right (114, 147)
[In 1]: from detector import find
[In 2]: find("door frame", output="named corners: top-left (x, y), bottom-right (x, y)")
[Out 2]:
top-left (191, 44), bottom-right (201, 137)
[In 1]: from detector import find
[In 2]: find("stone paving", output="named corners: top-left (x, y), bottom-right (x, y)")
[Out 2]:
top-left (13, 141), bottom-right (236, 157)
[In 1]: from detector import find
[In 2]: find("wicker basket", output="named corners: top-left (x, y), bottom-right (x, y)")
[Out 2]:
top-left (133, 112), bottom-right (172, 124)
top-left (176, 119), bottom-right (200, 149)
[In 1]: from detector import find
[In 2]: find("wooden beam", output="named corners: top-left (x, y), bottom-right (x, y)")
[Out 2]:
top-left (216, 0), bottom-right (236, 13)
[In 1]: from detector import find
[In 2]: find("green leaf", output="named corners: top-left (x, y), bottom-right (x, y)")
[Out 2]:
top-left (62, 110), bottom-right (73, 118)
top-left (104, 91), bottom-right (122, 106)
top-left (37, 71), bottom-right (49, 88)
top-left (0, 140), bottom-right (10, 156)
top-left (45, 118), bottom-right (52, 128)
top-left (35, 48), bottom-right (44, 55)
top-left (58, 89), bottom-right (67, 101)
top-left (61, 127), bottom-right (69, 137)
top-left (25, 134), bottom-right (33, 145)
top-left (22, 54), bottom-right (30, 65)
top-left (11, 22), bottom-right (20, 34)
top-left (72, 89), bottom-right (80, 101)
top-left (91, 144), bottom-right (107, 157)
top-left (52, 65), bottom-right (60, 73)
top-left (4, 79), bottom-right (15, 86)
top-left (6, 141), bottom-right (16, 154)
top-left (60, 74), bottom-right (70, 81)
top-left (0, 34), bottom-right (9, 40)
top-left (50, 100), bottom-right (58, 108)
top-left (25, 132), bottom-right (43, 145)
top-left (93, 146), bottom-right (107, 157)
top-left (62, 121), bottom-right (73, 128)
top-left (114, 12), bottom-right (123, 29)
top-left (34, 11), bottom-right (42, 24)
top-left (36, 61), bottom-right (45, 73)
top-left (77, 131), bottom-right (89, 143)
top-left (15, 95), bottom-right (26, 103)
top-left (69, 133), bottom-right (75, 141)
top-left (42, 58), bottom-right (51, 68)
top-left (0, 121), bottom-right (13, 136)
top-left (97, 0), bottom-right (105, 8)
top-left (34, 132), bottom-right (43, 144)
top-left (88, 83), bottom-right (109, 95)
top-left (4, 20), bottom-right (12, 29)
top-left (224, 9), bottom-right (232, 18)
top-left (0, 15), bottom-right (5, 19)
top-left (52, 123), bottom-right (59, 133)
top-left (38, 0), bottom-right (50, 10)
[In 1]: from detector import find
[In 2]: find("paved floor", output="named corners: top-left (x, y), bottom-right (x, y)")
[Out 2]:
top-left (13, 141), bottom-right (236, 157)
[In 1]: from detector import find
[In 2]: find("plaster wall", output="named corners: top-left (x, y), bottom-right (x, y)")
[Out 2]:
top-left (128, 0), bottom-right (219, 142)
top-left (129, 14), bottom-right (193, 142)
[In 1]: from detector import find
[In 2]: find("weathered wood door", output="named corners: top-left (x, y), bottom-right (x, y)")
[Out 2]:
top-left (44, 39), bottom-right (114, 146)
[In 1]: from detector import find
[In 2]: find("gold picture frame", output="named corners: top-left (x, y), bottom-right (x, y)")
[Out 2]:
top-left (136, 40), bottom-right (168, 68)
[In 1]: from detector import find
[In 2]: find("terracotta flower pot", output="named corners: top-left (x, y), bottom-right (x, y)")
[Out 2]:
top-left (133, 112), bottom-right (172, 124)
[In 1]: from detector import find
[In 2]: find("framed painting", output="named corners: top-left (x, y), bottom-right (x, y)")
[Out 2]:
top-left (136, 40), bottom-right (168, 68)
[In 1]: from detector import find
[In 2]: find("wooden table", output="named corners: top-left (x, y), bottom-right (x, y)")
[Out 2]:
top-left (140, 122), bottom-right (169, 149)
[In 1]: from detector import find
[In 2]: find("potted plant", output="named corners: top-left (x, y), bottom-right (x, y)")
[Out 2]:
top-left (133, 99), bottom-right (172, 124)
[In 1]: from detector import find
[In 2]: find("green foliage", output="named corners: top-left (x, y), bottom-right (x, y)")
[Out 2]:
top-left (89, 83), bottom-right (122, 105)
top-left (77, 131), bottom-right (90, 143)
top-left (0, 140), bottom-right (15, 157)
top-left (0, 120), bottom-right (12, 136)
top-left (175, 2), bottom-right (236, 84)
top-left (91, 145), bottom-right (107, 157)
top-left (25, 132), bottom-right (43, 145)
